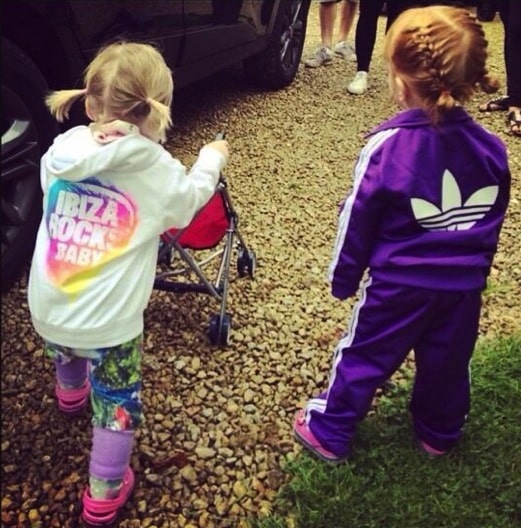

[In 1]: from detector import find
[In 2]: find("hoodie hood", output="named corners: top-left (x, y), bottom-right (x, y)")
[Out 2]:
top-left (44, 123), bottom-right (163, 182)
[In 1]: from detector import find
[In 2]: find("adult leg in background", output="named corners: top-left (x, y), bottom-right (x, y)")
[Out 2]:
top-left (479, 0), bottom-right (514, 114)
top-left (505, 0), bottom-right (521, 135)
top-left (353, 0), bottom-right (384, 73)
top-left (304, 0), bottom-right (340, 67)
top-left (346, 0), bottom-right (384, 93)
top-left (333, 0), bottom-right (359, 60)
top-left (337, 0), bottom-right (358, 45)
top-left (319, 0), bottom-right (339, 49)
top-left (347, 0), bottom-right (411, 94)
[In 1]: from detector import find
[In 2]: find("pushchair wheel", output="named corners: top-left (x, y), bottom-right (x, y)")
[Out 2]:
top-left (209, 313), bottom-right (232, 347)
top-left (237, 249), bottom-right (257, 278)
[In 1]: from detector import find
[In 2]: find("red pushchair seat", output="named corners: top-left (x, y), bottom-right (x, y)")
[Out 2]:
top-left (165, 192), bottom-right (229, 250)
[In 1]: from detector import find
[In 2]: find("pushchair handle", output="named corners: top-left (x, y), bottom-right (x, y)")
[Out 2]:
top-left (215, 132), bottom-right (226, 140)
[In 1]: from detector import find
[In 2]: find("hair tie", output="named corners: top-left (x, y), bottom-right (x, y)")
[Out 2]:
top-left (146, 97), bottom-right (153, 105)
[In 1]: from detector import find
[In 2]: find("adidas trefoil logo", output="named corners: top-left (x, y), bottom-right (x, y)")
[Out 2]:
top-left (411, 169), bottom-right (498, 232)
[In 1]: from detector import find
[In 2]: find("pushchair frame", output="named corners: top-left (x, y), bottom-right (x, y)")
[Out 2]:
top-left (154, 160), bottom-right (256, 348)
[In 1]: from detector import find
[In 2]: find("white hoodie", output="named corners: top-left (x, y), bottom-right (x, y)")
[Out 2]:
top-left (28, 122), bottom-right (226, 348)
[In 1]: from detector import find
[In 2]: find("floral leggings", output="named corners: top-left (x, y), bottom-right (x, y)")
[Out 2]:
top-left (45, 336), bottom-right (143, 431)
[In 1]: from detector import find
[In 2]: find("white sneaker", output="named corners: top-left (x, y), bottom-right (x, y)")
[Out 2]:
top-left (334, 41), bottom-right (356, 62)
top-left (304, 46), bottom-right (333, 68)
top-left (347, 71), bottom-right (368, 94)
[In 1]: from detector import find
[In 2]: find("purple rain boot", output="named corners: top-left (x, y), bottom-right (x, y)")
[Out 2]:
top-left (82, 427), bottom-right (135, 526)
top-left (54, 358), bottom-right (90, 413)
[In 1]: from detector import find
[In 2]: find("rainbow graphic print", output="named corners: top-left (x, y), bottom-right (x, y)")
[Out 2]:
top-left (45, 178), bottom-right (137, 294)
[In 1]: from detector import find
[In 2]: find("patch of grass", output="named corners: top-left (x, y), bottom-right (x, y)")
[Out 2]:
top-left (250, 335), bottom-right (521, 528)
top-left (483, 277), bottom-right (517, 295)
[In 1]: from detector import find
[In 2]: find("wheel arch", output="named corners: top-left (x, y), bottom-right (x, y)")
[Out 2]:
top-left (2, 1), bottom-right (83, 92)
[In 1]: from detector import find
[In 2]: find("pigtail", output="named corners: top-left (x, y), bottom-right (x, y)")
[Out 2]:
top-left (430, 90), bottom-right (456, 124)
top-left (424, 89), bottom-right (457, 125)
top-left (45, 88), bottom-right (86, 122)
top-left (66, 42), bottom-right (174, 141)
top-left (146, 98), bottom-right (172, 143)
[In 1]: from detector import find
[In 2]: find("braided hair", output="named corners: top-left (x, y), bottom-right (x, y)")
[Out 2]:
top-left (383, 5), bottom-right (499, 124)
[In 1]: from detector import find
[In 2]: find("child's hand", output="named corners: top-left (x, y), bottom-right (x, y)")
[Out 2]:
top-left (206, 139), bottom-right (230, 162)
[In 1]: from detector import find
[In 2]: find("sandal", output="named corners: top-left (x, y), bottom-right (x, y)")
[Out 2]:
top-left (507, 109), bottom-right (521, 137)
top-left (478, 96), bottom-right (509, 112)
top-left (82, 467), bottom-right (135, 526)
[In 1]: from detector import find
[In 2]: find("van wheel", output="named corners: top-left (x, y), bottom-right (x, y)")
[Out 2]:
top-left (243, 0), bottom-right (311, 89)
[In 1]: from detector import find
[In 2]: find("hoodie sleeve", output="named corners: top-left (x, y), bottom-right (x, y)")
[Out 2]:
top-left (159, 145), bottom-right (227, 231)
top-left (328, 133), bottom-right (387, 299)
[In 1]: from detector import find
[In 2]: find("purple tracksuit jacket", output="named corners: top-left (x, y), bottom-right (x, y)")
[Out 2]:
top-left (307, 107), bottom-right (510, 457)
top-left (329, 106), bottom-right (510, 297)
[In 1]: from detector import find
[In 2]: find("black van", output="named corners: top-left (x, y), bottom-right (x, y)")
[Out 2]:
top-left (1, 0), bottom-right (311, 291)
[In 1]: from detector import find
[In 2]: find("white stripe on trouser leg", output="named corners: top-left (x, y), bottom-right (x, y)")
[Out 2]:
top-left (319, 276), bottom-right (373, 415)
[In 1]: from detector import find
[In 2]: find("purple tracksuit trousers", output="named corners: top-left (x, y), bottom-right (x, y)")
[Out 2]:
top-left (305, 275), bottom-right (482, 458)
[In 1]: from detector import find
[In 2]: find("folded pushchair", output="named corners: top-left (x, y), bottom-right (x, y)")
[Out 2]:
top-left (154, 143), bottom-right (256, 348)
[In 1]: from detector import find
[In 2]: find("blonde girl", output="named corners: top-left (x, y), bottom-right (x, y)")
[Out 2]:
top-left (47, 41), bottom-right (174, 142)
top-left (28, 41), bottom-right (229, 525)
top-left (294, 6), bottom-right (510, 463)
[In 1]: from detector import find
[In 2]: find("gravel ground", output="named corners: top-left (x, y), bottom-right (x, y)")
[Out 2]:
top-left (1, 5), bottom-right (520, 528)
